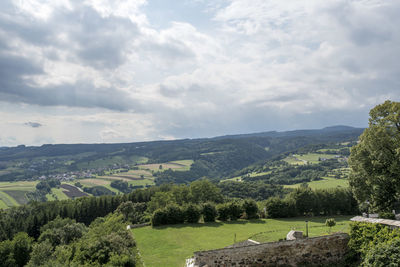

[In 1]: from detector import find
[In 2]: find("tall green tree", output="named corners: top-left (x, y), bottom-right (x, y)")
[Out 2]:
top-left (349, 100), bottom-right (400, 211)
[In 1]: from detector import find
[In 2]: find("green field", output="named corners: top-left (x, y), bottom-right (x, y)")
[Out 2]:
top-left (0, 200), bottom-right (8, 209)
top-left (52, 188), bottom-right (69, 200)
top-left (4, 190), bottom-right (29, 204)
top-left (223, 170), bottom-right (273, 183)
top-left (284, 153), bottom-right (339, 165)
top-left (132, 216), bottom-right (352, 267)
top-left (222, 176), bottom-right (243, 182)
top-left (138, 160), bottom-right (193, 172)
top-left (283, 155), bottom-right (307, 165)
top-left (0, 191), bottom-right (19, 207)
top-left (92, 160), bottom-right (193, 189)
top-left (284, 177), bottom-right (349, 190)
top-left (0, 181), bottom-right (38, 208)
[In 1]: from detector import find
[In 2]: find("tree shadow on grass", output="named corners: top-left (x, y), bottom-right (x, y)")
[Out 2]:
top-left (152, 219), bottom-right (266, 230)
top-left (272, 215), bottom-right (353, 224)
top-left (223, 219), bottom-right (266, 225)
top-left (152, 221), bottom-right (223, 230)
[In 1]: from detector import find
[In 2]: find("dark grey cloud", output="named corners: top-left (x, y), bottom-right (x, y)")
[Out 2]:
top-left (0, 80), bottom-right (141, 111)
top-left (62, 6), bottom-right (139, 69)
top-left (0, 52), bottom-right (141, 111)
top-left (24, 122), bottom-right (42, 128)
top-left (0, 2), bottom-right (143, 110)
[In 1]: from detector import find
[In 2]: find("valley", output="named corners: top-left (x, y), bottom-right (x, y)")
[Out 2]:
top-left (0, 126), bottom-right (360, 208)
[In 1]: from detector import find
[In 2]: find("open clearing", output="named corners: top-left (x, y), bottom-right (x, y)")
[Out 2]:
top-left (49, 188), bottom-right (69, 200)
top-left (139, 160), bottom-right (193, 172)
top-left (3, 190), bottom-right (29, 204)
top-left (284, 153), bottom-right (339, 165)
top-left (0, 200), bottom-right (8, 209)
top-left (0, 191), bottom-right (19, 207)
top-left (0, 181), bottom-right (38, 191)
top-left (0, 181), bottom-right (37, 207)
top-left (284, 177), bottom-right (349, 190)
top-left (132, 215), bottom-right (352, 267)
top-left (222, 171), bottom-right (273, 183)
top-left (80, 179), bottom-right (110, 186)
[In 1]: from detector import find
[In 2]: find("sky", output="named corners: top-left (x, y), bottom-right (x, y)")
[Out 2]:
top-left (0, 0), bottom-right (399, 146)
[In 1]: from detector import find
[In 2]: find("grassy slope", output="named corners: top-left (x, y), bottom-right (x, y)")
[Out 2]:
top-left (132, 216), bottom-right (352, 267)
top-left (0, 200), bottom-right (8, 209)
top-left (138, 159), bottom-right (193, 172)
top-left (284, 177), bottom-right (349, 190)
top-left (52, 188), bottom-right (69, 200)
top-left (0, 181), bottom-right (38, 207)
top-left (0, 191), bottom-right (19, 207)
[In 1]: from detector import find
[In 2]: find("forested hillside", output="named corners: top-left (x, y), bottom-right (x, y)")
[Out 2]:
top-left (0, 126), bottom-right (362, 183)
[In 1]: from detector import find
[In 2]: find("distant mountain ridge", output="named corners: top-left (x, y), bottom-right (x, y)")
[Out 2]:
top-left (2, 125), bottom-right (364, 149)
top-left (213, 125), bottom-right (364, 140)
top-left (0, 125), bottom-right (363, 183)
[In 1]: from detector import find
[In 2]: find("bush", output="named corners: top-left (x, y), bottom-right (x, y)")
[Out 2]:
top-left (216, 203), bottom-right (230, 221)
top-left (243, 199), bottom-right (259, 219)
top-left (379, 212), bottom-right (395, 220)
top-left (228, 201), bottom-right (244, 220)
top-left (202, 203), bottom-right (217, 222)
top-left (165, 204), bottom-right (184, 225)
top-left (83, 186), bottom-right (115, 196)
top-left (184, 204), bottom-right (201, 223)
top-left (362, 238), bottom-right (400, 266)
top-left (348, 222), bottom-right (400, 261)
top-left (108, 253), bottom-right (136, 267)
top-left (151, 209), bottom-right (168, 226)
top-left (265, 197), bottom-right (295, 218)
top-left (325, 218), bottom-right (336, 233)
top-left (116, 201), bottom-right (147, 224)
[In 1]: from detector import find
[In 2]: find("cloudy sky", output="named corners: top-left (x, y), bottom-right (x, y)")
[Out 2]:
top-left (0, 0), bottom-right (399, 146)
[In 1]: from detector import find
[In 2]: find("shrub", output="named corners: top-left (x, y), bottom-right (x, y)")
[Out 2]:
top-left (184, 204), bottom-right (201, 223)
top-left (165, 204), bottom-right (184, 225)
top-left (202, 203), bottom-right (217, 222)
top-left (116, 201), bottom-right (147, 224)
top-left (243, 199), bottom-right (259, 219)
top-left (265, 197), bottom-right (295, 218)
top-left (151, 209), bottom-right (167, 226)
top-left (379, 212), bottom-right (395, 220)
top-left (216, 203), bottom-right (230, 221)
top-left (362, 238), bottom-right (400, 266)
top-left (325, 218), bottom-right (336, 233)
top-left (228, 201), bottom-right (244, 220)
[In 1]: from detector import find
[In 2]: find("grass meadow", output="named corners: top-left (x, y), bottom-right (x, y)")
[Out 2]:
top-left (138, 160), bottom-right (193, 172)
top-left (0, 181), bottom-right (37, 207)
top-left (132, 215), bottom-right (353, 267)
top-left (284, 153), bottom-right (338, 165)
top-left (284, 177), bottom-right (349, 190)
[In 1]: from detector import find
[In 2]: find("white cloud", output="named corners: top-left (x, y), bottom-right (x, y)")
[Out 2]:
top-left (0, 0), bottom-right (399, 145)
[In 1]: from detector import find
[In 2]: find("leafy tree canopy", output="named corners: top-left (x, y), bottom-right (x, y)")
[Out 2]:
top-left (349, 100), bottom-right (400, 211)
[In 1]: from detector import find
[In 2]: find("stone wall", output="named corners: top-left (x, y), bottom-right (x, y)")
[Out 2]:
top-left (192, 233), bottom-right (349, 267)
